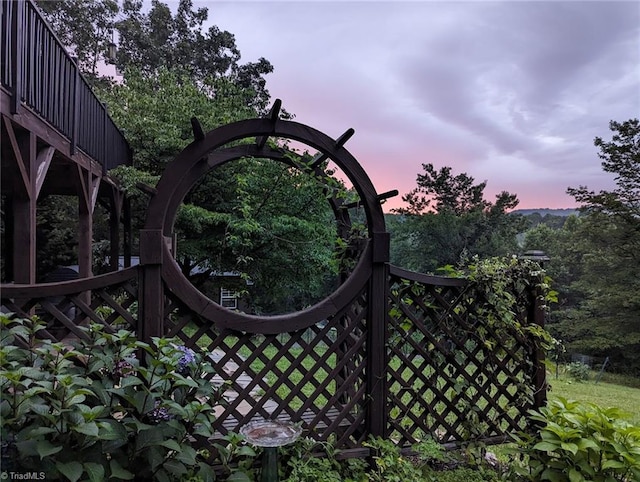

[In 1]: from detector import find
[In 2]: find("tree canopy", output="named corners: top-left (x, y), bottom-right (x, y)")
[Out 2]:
top-left (390, 163), bottom-right (525, 273)
top-left (523, 119), bottom-right (640, 374)
top-left (36, 0), bottom-right (273, 110)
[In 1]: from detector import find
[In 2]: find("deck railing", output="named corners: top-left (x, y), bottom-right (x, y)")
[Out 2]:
top-left (0, 0), bottom-right (131, 171)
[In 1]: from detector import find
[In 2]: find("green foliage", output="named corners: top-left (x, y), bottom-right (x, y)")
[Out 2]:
top-left (37, 0), bottom-right (273, 106)
top-left (364, 437), bottom-right (501, 482)
top-left (35, 0), bottom-right (118, 79)
top-left (510, 397), bottom-right (640, 481)
top-left (364, 437), bottom-right (425, 482)
top-left (523, 119), bottom-right (640, 375)
top-left (445, 255), bottom-right (556, 352)
top-left (115, 0), bottom-right (272, 110)
top-left (0, 313), bottom-right (226, 481)
top-left (566, 362), bottom-right (591, 383)
top-left (211, 432), bottom-right (257, 481)
top-left (280, 437), bottom-right (346, 482)
top-left (390, 164), bottom-right (527, 273)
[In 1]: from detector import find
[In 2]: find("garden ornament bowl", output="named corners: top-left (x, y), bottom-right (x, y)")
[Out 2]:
top-left (240, 419), bottom-right (302, 447)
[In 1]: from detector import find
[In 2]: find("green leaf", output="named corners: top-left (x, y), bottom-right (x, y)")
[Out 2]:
top-left (98, 419), bottom-right (128, 441)
top-left (109, 459), bottom-right (135, 480)
top-left (160, 439), bottom-right (182, 451)
top-left (568, 468), bottom-right (585, 482)
top-left (84, 462), bottom-right (105, 482)
top-left (36, 439), bottom-right (63, 459)
top-left (136, 425), bottom-right (166, 452)
top-left (163, 459), bottom-right (187, 476)
top-left (577, 438), bottom-right (600, 451)
top-left (175, 445), bottom-right (197, 465)
top-left (540, 467), bottom-right (565, 482)
top-left (227, 472), bottom-right (252, 482)
top-left (72, 422), bottom-right (100, 437)
top-left (56, 461), bottom-right (83, 482)
top-left (533, 441), bottom-right (559, 452)
top-left (561, 442), bottom-right (579, 455)
top-left (602, 459), bottom-right (626, 470)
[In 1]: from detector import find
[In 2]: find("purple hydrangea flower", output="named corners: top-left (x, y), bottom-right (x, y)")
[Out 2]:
top-left (176, 345), bottom-right (196, 376)
top-left (112, 356), bottom-right (136, 383)
top-left (147, 401), bottom-right (173, 424)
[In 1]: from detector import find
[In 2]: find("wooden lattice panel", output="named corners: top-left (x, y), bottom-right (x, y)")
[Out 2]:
top-left (386, 270), bottom-right (537, 447)
top-left (164, 287), bottom-right (370, 450)
top-left (0, 268), bottom-right (139, 341)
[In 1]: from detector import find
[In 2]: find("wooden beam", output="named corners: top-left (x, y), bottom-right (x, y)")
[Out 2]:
top-left (255, 99), bottom-right (282, 150)
top-left (34, 146), bottom-right (55, 199)
top-left (191, 116), bottom-right (204, 141)
top-left (342, 190), bottom-right (399, 210)
top-left (76, 163), bottom-right (90, 214)
top-left (91, 175), bottom-right (100, 212)
top-left (1, 90), bottom-right (99, 175)
top-left (2, 116), bottom-right (31, 197)
top-left (310, 128), bottom-right (355, 169)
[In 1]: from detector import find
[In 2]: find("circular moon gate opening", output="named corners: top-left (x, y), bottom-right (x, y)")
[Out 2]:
top-left (143, 102), bottom-right (388, 334)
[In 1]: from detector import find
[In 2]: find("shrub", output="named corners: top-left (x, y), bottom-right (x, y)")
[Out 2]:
top-left (0, 313), bottom-right (227, 481)
top-left (510, 397), bottom-right (640, 481)
top-left (566, 362), bottom-right (591, 382)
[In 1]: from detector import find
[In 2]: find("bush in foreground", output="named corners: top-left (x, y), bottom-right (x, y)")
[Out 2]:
top-left (510, 397), bottom-right (640, 482)
top-left (0, 314), bottom-right (229, 481)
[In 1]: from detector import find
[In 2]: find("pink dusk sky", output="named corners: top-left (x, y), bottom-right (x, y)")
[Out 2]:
top-left (182, 1), bottom-right (639, 211)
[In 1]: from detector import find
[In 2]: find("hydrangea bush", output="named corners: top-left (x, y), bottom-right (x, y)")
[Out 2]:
top-left (0, 313), bottom-right (227, 481)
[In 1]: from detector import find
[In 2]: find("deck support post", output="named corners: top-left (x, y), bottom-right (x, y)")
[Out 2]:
top-left (13, 130), bottom-right (36, 284)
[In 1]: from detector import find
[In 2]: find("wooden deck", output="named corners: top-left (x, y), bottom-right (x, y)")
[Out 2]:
top-left (1, 0), bottom-right (132, 283)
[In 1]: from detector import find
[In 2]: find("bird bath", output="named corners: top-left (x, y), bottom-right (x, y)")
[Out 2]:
top-left (240, 419), bottom-right (302, 482)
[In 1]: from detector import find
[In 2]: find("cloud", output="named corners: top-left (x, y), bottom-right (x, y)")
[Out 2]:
top-left (201, 0), bottom-right (639, 210)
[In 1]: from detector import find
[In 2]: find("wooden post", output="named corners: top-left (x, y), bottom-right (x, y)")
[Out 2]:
top-left (13, 130), bottom-right (36, 284)
top-left (123, 197), bottom-right (131, 268)
top-left (531, 287), bottom-right (547, 411)
top-left (109, 190), bottom-right (122, 271)
top-left (139, 229), bottom-right (164, 344)
top-left (9, 0), bottom-right (24, 114)
top-left (366, 232), bottom-right (390, 438)
top-left (78, 171), bottom-right (93, 280)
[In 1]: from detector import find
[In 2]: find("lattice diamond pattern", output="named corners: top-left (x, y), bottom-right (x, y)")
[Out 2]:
top-left (387, 274), bottom-right (537, 446)
top-left (1, 274), bottom-right (139, 341)
top-left (165, 288), bottom-right (370, 449)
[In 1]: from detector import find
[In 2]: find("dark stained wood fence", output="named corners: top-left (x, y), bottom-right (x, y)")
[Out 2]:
top-left (0, 260), bottom-right (545, 456)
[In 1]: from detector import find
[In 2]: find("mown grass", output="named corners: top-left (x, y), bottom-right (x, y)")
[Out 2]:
top-left (547, 365), bottom-right (640, 425)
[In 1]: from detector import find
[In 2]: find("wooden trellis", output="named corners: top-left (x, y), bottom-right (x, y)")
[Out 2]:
top-left (0, 102), bottom-right (546, 458)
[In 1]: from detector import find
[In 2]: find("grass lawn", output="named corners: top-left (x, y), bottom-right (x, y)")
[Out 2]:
top-left (547, 366), bottom-right (640, 425)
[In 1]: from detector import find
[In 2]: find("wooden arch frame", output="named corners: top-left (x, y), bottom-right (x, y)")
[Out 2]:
top-left (140, 101), bottom-right (390, 335)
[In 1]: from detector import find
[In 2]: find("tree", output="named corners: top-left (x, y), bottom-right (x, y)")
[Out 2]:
top-left (390, 164), bottom-right (526, 273)
top-left (115, 0), bottom-right (272, 111)
top-left (558, 119), bottom-right (640, 373)
top-left (98, 68), bottom-right (340, 314)
top-left (35, 0), bottom-right (118, 78)
top-left (36, 0), bottom-right (273, 109)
